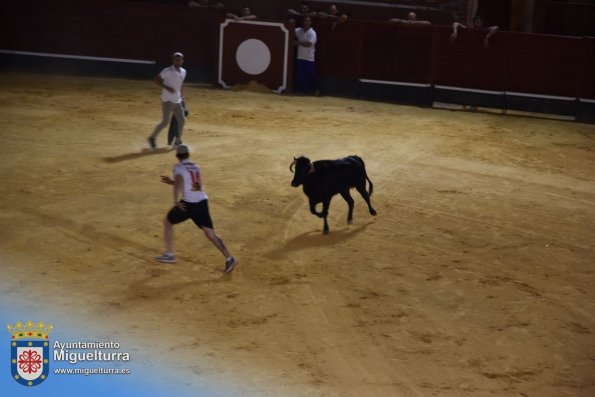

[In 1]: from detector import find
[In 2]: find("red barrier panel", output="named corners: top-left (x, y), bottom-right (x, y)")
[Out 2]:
top-left (316, 20), bottom-right (363, 80)
top-left (432, 26), bottom-right (507, 91)
top-left (360, 22), bottom-right (399, 80)
top-left (394, 24), bottom-right (433, 84)
top-left (580, 37), bottom-right (595, 100)
top-left (506, 32), bottom-right (582, 97)
top-left (318, 22), bottom-right (589, 98)
top-left (354, 21), bottom-right (433, 84)
top-left (84, 1), bottom-right (219, 66)
top-left (0, 0), bottom-right (218, 68)
top-left (1, 1), bottom-right (84, 53)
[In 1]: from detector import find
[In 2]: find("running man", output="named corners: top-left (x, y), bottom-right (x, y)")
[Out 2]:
top-left (155, 145), bottom-right (238, 273)
top-left (148, 52), bottom-right (186, 149)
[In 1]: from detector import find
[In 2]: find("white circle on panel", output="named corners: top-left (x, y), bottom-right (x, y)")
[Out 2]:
top-left (235, 39), bottom-right (271, 75)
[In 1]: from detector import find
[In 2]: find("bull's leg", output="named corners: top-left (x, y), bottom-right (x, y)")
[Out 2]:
top-left (340, 190), bottom-right (355, 224)
top-left (309, 198), bottom-right (323, 218)
top-left (321, 198), bottom-right (331, 234)
top-left (356, 184), bottom-right (377, 216)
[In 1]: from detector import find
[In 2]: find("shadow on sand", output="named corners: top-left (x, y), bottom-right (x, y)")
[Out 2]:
top-left (102, 147), bottom-right (174, 163)
top-left (265, 221), bottom-right (374, 259)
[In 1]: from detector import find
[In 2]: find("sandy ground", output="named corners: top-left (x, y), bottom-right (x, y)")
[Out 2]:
top-left (0, 72), bottom-right (594, 397)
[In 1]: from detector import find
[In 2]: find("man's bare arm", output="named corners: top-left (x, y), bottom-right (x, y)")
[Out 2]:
top-left (174, 174), bottom-right (184, 204)
top-left (486, 25), bottom-right (499, 39)
top-left (450, 22), bottom-right (466, 42)
top-left (161, 175), bottom-right (175, 185)
top-left (484, 25), bottom-right (499, 48)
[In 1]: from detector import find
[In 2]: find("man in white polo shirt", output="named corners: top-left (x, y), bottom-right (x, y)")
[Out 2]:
top-left (148, 52), bottom-right (187, 149)
top-left (155, 145), bottom-right (238, 273)
top-left (295, 15), bottom-right (318, 94)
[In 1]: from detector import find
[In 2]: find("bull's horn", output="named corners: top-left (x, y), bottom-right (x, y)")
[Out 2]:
top-left (289, 159), bottom-right (296, 173)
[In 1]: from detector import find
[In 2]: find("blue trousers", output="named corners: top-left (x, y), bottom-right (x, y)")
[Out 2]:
top-left (296, 59), bottom-right (318, 94)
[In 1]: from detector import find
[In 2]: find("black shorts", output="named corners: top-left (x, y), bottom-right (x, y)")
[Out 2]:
top-left (167, 200), bottom-right (214, 229)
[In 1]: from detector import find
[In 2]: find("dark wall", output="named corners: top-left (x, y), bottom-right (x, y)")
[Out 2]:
top-left (544, 1), bottom-right (595, 36)
top-left (1, 0), bottom-right (594, 100)
top-left (477, 0), bottom-right (512, 30)
top-left (218, 0), bottom-right (471, 22)
top-left (583, 37), bottom-right (595, 99)
top-left (532, 0), bottom-right (595, 36)
top-left (0, 0), bottom-right (221, 80)
top-left (306, 1), bottom-right (462, 24)
top-left (316, 18), bottom-right (594, 99)
top-left (431, 25), bottom-right (508, 92)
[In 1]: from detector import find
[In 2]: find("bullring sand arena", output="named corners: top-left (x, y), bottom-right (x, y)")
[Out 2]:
top-left (1, 72), bottom-right (595, 396)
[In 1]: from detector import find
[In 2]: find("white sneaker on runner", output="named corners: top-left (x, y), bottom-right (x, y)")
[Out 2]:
top-left (154, 253), bottom-right (176, 263)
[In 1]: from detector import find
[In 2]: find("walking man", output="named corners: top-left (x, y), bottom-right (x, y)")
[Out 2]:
top-left (155, 145), bottom-right (238, 273)
top-left (148, 52), bottom-right (186, 149)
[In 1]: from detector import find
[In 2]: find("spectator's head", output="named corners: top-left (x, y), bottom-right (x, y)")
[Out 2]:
top-left (300, 2), bottom-right (309, 14)
top-left (172, 52), bottom-right (184, 67)
top-left (241, 5), bottom-right (251, 16)
top-left (329, 4), bottom-right (338, 16)
top-left (407, 12), bottom-right (417, 21)
top-left (473, 16), bottom-right (483, 28)
top-left (302, 15), bottom-right (313, 29)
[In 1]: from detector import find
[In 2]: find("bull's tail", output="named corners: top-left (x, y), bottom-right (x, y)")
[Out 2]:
top-left (352, 155), bottom-right (374, 196)
top-left (366, 175), bottom-right (374, 196)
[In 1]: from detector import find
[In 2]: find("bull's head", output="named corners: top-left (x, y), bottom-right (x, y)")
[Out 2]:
top-left (289, 156), bottom-right (311, 187)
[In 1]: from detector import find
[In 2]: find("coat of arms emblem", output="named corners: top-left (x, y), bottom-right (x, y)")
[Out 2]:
top-left (7, 320), bottom-right (53, 386)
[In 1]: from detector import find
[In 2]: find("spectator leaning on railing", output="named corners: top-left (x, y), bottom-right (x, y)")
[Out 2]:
top-left (317, 4), bottom-right (348, 29)
top-left (226, 5), bottom-right (257, 21)
top-left (450, 15), bottom-right (499, 49)
top-left (187, 0), bottom-right (224, 9)
top-left (390, 12), bottom-right (431, 25)
top-left (288, 2), bottom-right (318, 27)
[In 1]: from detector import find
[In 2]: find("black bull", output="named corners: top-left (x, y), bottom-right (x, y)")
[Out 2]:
top-left (290, 155), bottom-right (377, 234)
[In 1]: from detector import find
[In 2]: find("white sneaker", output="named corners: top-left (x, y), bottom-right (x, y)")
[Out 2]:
top-left (224, 256), bottom-right (238, 273)
top-left (154, 253), bottom-right (176, 263)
